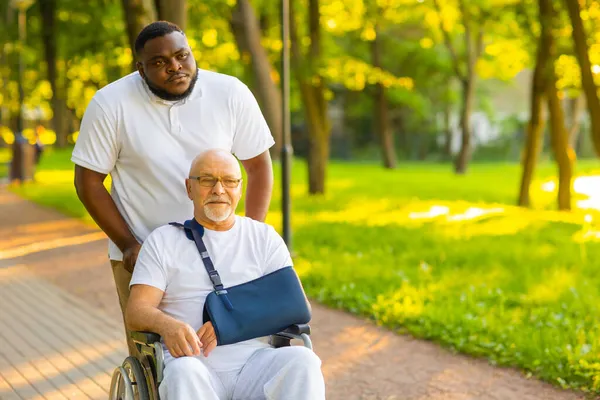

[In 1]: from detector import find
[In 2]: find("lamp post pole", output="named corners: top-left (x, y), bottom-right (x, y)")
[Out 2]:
top-left (281, 0), bottom-right (292, 249)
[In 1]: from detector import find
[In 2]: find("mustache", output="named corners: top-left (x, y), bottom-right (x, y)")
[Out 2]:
top-left (166, 72), bottom-right (188, 83)
top-left (204, 196), bottom-right (231, 205)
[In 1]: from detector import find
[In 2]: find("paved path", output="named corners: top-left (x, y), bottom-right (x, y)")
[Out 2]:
top-left (0, 187), bottom-right (587, 399)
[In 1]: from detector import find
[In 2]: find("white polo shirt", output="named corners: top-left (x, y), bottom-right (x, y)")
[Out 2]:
top-left (71, 69), bottom-right (274, 260)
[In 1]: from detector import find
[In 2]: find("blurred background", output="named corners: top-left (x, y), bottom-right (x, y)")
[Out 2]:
top-left (1, 0), bottom-right (600, 394)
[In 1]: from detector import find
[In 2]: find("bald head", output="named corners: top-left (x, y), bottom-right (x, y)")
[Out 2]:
top-left (189, 149), bottom-right (241, 178)
top-left (186, 149), bottom-right (243, 228)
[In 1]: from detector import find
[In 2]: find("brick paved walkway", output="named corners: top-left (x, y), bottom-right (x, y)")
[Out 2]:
top-left (0, 186), bottom-right (587, 399)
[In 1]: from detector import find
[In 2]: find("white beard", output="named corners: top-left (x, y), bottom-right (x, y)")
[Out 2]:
top-left (204, 204), bottom-right (232, 222)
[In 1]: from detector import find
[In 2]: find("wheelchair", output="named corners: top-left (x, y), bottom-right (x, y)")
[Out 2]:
top-left (109, 324), bottom-right (312, 400)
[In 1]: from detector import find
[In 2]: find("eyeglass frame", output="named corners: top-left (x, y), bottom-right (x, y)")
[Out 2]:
top-left (188, 175), bottom-right (243, 188)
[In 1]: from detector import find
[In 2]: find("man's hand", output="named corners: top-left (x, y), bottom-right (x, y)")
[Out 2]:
top-left (123, 243), bottom-right (142, 273)
top-left (197, 322), bottom-right (218, 357)
top-left (161, 320), bottom-right (202, 358)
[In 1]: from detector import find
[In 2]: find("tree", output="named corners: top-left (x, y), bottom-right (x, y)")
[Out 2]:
top-left (518, 0), bottom-right (550, 208)
top-left (370, 17), bottom-right (396, 169)
top-left (432, 0), bottom-right (484, 174)
top-left (155, 0), bottom-right (187, 30)
top-left (544, 0), bottom-right (572, 210)
top-left (38, 0), bottom-right (67, 147)
top-left (564, 0), bottom-right (600, 157)
top-left (290, 0), bottom-right (330, 194)
top-left (121, 0), bottom-right (156, 59)
top-left (230, 0), bottom-right (282, 159)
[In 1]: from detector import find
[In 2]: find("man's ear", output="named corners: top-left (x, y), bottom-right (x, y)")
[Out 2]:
top-left (186, 179), bottom-right (193, 200)
top-left (136, 61), bottom-right (145, 78)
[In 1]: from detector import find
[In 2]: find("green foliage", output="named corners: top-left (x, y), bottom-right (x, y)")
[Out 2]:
top-left (12, 148), bottom-right (600, 393)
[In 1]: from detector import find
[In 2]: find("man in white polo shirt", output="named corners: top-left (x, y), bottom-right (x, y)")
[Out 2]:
top-left (72, 21), bottom-right (275, 355)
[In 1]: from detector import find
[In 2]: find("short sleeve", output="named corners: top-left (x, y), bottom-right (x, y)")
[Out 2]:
top-left (71, 96), bottom-right (119, 174)
top-left (230, 81), bottom-right (275, 160)
top-left (129, 230), bottom-right (168, 291)
top-left (263, 225), bottom-right (293, 275)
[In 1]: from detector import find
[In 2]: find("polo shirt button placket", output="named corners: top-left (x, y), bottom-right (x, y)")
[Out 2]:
top-left (169, 105), bottom-right (182, 136)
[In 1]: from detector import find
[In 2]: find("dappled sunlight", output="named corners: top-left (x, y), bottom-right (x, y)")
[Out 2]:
top-left (2, 219), bottom-right (84, 235)
top-left (0, 220), bottom-right (91, 249)
top-left (409, 205), bottom-right (450, 219)
top-left (572, 229), bottom-right (600, 243)
top-left (574, 176), bottom-right (600, 211)
top-left (447, 207), bottom-right (505, 222)
top-left (321, 325), bottom-right (391, 380)
top-left (34, 169), bottom-right (75, 184)
top-left (372, 282), bottom-right (433, 325)
top-left (0, 265), bottom-right (127, 398)
top-left (526, 269), bottom-right (576, 304)
top-left (542, 175), bottom-right (600, 211)
top-left (435, 267), bottom-right (510, 294)
top-left (436, 212), bottom-right (537, 238)
top-left (0, 231), bottom-right (106, 260)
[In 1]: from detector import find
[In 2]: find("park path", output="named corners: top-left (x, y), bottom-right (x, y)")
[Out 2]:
top-left (0, 185), bottom-right (587, 400)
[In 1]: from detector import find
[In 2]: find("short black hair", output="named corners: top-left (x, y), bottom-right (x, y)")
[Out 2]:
top-left (134, 21), bottom-right (184, 56)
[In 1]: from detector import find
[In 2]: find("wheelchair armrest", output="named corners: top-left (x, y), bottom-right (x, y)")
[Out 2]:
top-left (280, 324), bottom-right (311, 336)
top-left (271, 324), bottom-right (313, 350)
top-left (131, 331), bottom-right (161, 345)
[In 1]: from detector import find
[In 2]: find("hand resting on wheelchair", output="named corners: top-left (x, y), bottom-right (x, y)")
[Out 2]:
top-left (124, 149), bottom-right (325, 400)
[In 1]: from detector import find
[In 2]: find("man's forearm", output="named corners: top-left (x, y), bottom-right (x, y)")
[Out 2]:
top-left (75, 173), bottom-right (138, 252)
top-left (244, 158), bottom-right (273, 222)
top-left (126, 303), bottom-right (179, 336)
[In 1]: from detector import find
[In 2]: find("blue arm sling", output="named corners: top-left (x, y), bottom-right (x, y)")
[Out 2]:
top-left (170, 220), bottom-right (311, 346)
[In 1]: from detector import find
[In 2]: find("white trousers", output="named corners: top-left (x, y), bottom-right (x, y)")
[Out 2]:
top-left (158, 346), bottom-right (326, 400)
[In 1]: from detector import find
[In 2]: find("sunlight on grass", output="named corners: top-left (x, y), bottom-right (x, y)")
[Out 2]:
top-left (542, 175), bottom-right (600, 211)
top-left (372, 282), bottom-right (432, 324)
top-left (527, 269), bottom-right (577, 303)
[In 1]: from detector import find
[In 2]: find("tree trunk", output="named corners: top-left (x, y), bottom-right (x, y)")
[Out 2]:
top-left (157, 0), bottom-right (186, 30)
top-left (454, 78), bottom-right (475, 173)
top-left (231, 0), bottom-right (282, 160)
top-left (564, 0), bottom-right (600, 156)
top-left (547, 81), bottom-right (573, 210)
top-left (121, 0), bottom-right (156, 59)
top-left (545, 0), bottom-right (572, 210)
top-left (38, 0), bottom-right (67, 147)
top-left (443, 102), bottom-right (452, 160)
top-left (518, 0), bottom-right (552, 208)
top-left (290, 0), bottom-right (330, 194)
top-left (371, 27), bottom-right (396, 169)
top-left (567, 95), bottom-right (584, 150)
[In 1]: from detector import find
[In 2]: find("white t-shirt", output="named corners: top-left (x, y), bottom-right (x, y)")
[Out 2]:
top-left (71, 69), bottom-right (274, 260)
top-left (129, 216), bottom-right (293, 372)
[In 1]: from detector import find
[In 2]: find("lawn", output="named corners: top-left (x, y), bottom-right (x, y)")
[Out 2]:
top-left (0, 147), bottom-right (9, 178)
top-left (9, 147), bottom-right (600, 394)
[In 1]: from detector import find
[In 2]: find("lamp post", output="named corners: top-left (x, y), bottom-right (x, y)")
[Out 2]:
top-left (281, 0), bottom-right (292, 249)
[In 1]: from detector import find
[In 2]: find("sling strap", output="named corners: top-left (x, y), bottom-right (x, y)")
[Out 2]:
top-left (169, 221), bottom-right (234, 311)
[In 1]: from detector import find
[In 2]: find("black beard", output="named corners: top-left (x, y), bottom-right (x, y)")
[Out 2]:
top-left (144, 69), bottom-right (199, 101)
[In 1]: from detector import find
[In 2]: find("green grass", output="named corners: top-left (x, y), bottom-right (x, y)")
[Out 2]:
top-left (0, 147), bottom-right (9, 178)
top-left (10, 148), bottom-right (600, 394)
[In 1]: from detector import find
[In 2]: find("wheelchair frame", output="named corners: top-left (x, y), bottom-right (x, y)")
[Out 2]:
top-left (109, 324), bottom-right (312, 400)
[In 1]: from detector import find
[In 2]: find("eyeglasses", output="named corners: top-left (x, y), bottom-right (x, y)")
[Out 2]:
top-left (189, 175), bottom-right (243, 188)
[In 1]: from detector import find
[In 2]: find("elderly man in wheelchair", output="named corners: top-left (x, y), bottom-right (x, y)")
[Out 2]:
top-left (109, 149), bottom-right (325, 400)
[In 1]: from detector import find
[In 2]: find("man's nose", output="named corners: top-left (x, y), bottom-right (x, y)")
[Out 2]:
top-left (212, 181), bottom-right (226, 194)
top-left (166, 59), bottom-right (182, 73)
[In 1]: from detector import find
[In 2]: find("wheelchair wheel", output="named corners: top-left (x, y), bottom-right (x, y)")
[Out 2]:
top-left (109, 356), bottom-right (150, 400)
